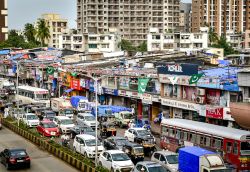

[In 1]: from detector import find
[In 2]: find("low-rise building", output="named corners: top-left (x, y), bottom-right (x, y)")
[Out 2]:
top-left (147, 27), bottom-right (208, 52)
top-left (59, 32), bottom-right (83, 51)
top-left (226, 33), bottom-right (243, 50)
top-left (244, 30), bottom-right (250, 49)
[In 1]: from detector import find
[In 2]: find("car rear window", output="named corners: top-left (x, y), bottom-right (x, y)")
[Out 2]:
top-left (10, 150), bottom-right (27, 156)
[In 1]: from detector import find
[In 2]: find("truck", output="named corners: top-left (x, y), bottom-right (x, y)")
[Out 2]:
top-left (0, 78), bottom-right (15, 97)
top-left (51, 98), bottom-right (74, 118)
top-left (70, 96), bottom-right (89, 112)
top-left (178, 146), bottom-right (233, 172)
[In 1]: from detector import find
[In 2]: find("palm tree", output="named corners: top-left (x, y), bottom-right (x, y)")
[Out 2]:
top-left (208, 27), bottom-right (218, 46)
top-left (36, 19), bottom-right (50, 46)
top-left (24, 23), bottom-right (36, 43)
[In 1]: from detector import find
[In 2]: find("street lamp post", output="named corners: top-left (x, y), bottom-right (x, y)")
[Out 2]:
top-left (16, 61), bottom-right (20, 126)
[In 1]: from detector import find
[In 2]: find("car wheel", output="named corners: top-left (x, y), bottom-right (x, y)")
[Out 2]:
top-left (27, 163), bottom-right (31, 168)
top-left (73, 147), bottom-right (76, 153)
top-left (70, 133), bottom-right (74, 139)
top-left (84, 152), bottom-right (88, 157)
top-left (6, 163), bottom-right (10, 170)
top-left (111, 168), bottom-right (114, 172)
top-left (119, 122), bottom-right (123, 128)
top-left (99, 162), bottom-right (102, 166)
top-left (59, 128), bottom-right (63, 134)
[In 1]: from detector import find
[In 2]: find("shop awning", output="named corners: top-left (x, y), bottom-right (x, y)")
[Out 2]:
top-left (64, 88), bottom-right (74, 93)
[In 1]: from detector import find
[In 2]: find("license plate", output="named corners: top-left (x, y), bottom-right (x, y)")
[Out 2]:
top-left (51, 132), bottom-right (56, 135)
top-left (17, 160), bottom-right (24, 162)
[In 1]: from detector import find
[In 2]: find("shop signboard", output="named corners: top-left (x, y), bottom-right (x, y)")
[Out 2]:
top-left (159, 74), bottom-right (190, 85)
top-left (125, 91), bottom-right (141, 99)
top-left (206, 106), bottom-right (223, 119)
top-left (119, 77), bottom-right (130, 89)
top-left (161, 98), bottom-right (199, 111)
top-left (89, 80), bottom-right (95, 92)
top-left (152, 95), bottom-right (161, 102)
top-left (206, 89), bottom-right (220, 105)
top-left (157, 63), bottom-right (198, 76)
top-left (80, 79), bottom-right (86, 88)
top-left (70, 79), bottom-right (81, 90)
top-left (141, 93), bottom-right (152, 104)
top-left (118, 90), bottom-right (126, 96)
top-left (103, 88), bottom-right (118, 96)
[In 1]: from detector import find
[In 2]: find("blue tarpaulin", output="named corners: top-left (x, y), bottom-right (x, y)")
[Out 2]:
top-left (9, 54), bottom-right (23, 61)
top-left (64, 88), bottom-right (74, 93)
top-left (70, 96), bottom-right (88, 108)
top-left (0, 50), bottom-right (10, 55)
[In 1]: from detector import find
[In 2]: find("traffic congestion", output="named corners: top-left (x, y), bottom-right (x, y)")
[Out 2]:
top-left (0, 84), bottom-right (244, 171)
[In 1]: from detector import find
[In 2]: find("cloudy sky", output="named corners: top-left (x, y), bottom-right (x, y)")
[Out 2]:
top-left (8, 0), bottom-right (191, 30)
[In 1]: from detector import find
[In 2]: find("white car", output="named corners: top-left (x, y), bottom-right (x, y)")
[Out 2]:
top-left (22, 113), bottom-right (39, 127)
top-left (124, 128), bottom-right (155, 143)
top-left (151, 151), bottom-right (179, 172)
top-left (73, 134), bottom-right (104, 158)
top-left (99, 150), bottom-right (134, 172)
top-left (53, 116), bottom-right (75, 134)
top-left (76, 113), bottom-right (99, 130)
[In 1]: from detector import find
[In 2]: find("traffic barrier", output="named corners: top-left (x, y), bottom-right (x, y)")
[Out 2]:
top-left (2, 119), bottom-right (98, 172)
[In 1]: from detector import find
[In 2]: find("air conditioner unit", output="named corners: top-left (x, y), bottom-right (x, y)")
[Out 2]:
top-left (231, 59), bottom-right (237, 65)
top-left (196, 96), bottom-right (205, 104)
top-left (197, 88), bottom-right (205, 96)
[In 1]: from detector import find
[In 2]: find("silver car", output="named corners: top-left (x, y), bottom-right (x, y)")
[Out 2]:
top-left (151, 151), bottom-right (178, 172)
top-left (132, 161), bottom-right (166, 172)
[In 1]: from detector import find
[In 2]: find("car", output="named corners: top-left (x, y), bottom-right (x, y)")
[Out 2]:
top-left (76, 113), bottom-right (99, 130)
top-left (22, 113), bottom-right (39, 127)
top-left (124, 128), bottom-right (155, 143)
top-left (98, 150), bottom-right (134, 172)
top-left (132, 161), bottom-right (166, 172)
top-left (73, 134), bottom-right (104, 158)
top-left (103, 136), bottom-right (129, 150)
top-left (36, 120), bottom-right (60, 137)
top-left (114, 111), bottom-right (134, 128)
top-left (53, 116), bottom-right (75, 134)
top-left (70, 125), bottom-right (95, 139)
top-left (0, 148), bottom-right (31, 170)
top-left (151, 150), bottom-right (178, 172)
top-left (41, 110), bottom-right (56, 121)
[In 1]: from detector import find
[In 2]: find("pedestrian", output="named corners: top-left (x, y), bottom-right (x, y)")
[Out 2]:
top-left (4, 106), bottom-right (9, 118)
top-left (61, 133), bottom-right (70, 146)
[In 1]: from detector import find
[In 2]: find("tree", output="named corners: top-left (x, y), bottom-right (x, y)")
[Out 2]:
top-left (137, 41), bottom-right (147, 52)
top-left (6, 30), bottom-right (26, 48)
top-left (119, 39), bottom-right (136, 51)
top-left (212, 36), bottom-right (236, 56)
top-left (36, 19), bottom-right (50, 46)
top-left (208, 27), bottom-right (218, 46)
top-left (24, 23), bottom-right (37, 43)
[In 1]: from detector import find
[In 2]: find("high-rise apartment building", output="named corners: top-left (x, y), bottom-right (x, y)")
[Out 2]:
top-left (179, 2), bottom-right (191, 32)
top-left (191, 0), bottom-right (250, 36)
top-left (77, 0), bottom-right (180, 46)
top-left (0, 0), bottom-right (8, 41)
top-left (41, 14), bottom-right (68, 48)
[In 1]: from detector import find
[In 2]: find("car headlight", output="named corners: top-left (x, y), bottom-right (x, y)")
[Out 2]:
top-left (45, 129), bottom-right (50, 133)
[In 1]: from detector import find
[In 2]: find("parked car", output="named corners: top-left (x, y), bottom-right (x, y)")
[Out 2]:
top-left (98, 150), bottom-right (134, 172)
top-left (151, 150), bottom-right (178, 172)
top-left (70, 125), bottom-right (95, 139)
top-left (22, 113), bottom-right (39, 128)
top-left (132, 161), bottom-right (166, 172)
top-left (103, 136), bottom-right (129, 150)
top-left (76, 113), bottom-right (99, 130)
top-left (53, 116), bottom-right (75, 134)
top-left (73, 134), bottom-right (104, 158)
top-left (124, 128), bottom-right (156, 156)
top-left (0, 148), bottom-right (31, 170)
top-left (36, 119), bottom-right (60, 137)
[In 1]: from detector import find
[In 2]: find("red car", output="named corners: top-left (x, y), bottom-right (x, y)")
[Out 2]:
top-left (36, 120), bottom-right (60, 137)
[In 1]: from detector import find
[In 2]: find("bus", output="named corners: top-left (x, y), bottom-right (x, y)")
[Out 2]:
top-left (160, 118), bottom-right (250, 171)
top-left (16, 86), bottom-right (50, 107)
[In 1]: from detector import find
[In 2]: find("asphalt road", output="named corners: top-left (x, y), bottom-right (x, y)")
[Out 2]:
top-left (0, 127), bottom-right (80, 172)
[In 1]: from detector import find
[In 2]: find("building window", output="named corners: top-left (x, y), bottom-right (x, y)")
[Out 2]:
top-left (89, 44), bottom-right (97, 48)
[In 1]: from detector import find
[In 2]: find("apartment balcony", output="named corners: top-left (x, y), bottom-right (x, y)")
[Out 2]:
top-left (230, 102), bottom-right (250, 130)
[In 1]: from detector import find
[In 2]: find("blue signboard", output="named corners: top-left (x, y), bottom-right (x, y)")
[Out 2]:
top-left (103, 88), bottom-right (118, 96)
top-left (89, 80), bottom-right (95, 92)
top-left (157, 63), bottom-right (198, 76)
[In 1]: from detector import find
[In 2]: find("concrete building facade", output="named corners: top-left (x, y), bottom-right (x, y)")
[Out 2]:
top-left (77, 0), bottom-right (180, 46)
top-left (179, 2), bottom-right (191, 32)
top-left (0, 0), bottom-right (8, 41)
top-left (41, 14), bottom-right (68, 48)
top-left (59, 33), bottom-right (84, 51)
top-left (191, 0), bottom-right (250, 36)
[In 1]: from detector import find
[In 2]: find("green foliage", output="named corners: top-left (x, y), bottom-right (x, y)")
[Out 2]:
top-left (137, 41), bottom-right (147, 52)
top-left (36, 18), bottom-right (50, 47)
top-left (212, 36), bottom-right (236, 56)
top-left (119, 39), bottom-right (136, 51)
top-left (208, 27), bottom-right (219, 46)
top-left (24, 23), bottom-right (37, 43)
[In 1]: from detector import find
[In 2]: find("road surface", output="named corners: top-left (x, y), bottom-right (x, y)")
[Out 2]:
top-left (0, 127), bottom-right (79, 172)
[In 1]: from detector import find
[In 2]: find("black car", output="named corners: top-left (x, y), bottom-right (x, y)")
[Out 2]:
top-left (70, 125), bottom-right (95, 139)
top-left (0, 148), bottom-right (31, 170)
top-left (103, 136), bottom-right (129, 150)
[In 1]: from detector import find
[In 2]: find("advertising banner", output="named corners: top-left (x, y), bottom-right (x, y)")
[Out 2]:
top-left (103, 88), bottom-right (118, 96)
top-left (161, 98), bottom-right (199, 111)
top-left (141, 93), bottom-right (152, 104)
top-left (206, 89), bottom-right (220, 105)
top-left (70, 79), bottom-right (81, 90)
top-left (157, 63), bottom-right (198, 76)
top-left (80, 79), bottom-right (86, 88)
top-left (206, 107), bottom-right (223, 119)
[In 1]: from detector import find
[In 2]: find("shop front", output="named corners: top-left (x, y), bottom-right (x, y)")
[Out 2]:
top-left (103, 87), bottom-right (122, 105)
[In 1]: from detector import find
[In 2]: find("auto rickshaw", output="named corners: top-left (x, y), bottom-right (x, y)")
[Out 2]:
top-left (141, 138), bottom-right (156, 156)
top-left (99, 122), bottom-right (117, 138)
top-left (99, 115), bottom-right (116, 124)
top-left (122, 142), bottom-right (144, 164)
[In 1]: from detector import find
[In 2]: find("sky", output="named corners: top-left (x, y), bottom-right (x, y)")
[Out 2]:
top-left (8, 0), bottom-right (191, 30)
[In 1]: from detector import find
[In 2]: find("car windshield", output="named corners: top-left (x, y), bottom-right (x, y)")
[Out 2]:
top-left (46, 113), bottom-right (55, 117)
top-left (79, 127), bottom-right (94, 132)
top-left (137, 130), bottom-right (150, 136)
top-left (123, 113), bottom-right (133, 119)
top-left (61, 119), bottom-right (73, 125)
top-left (112, 153), bottom-right (130, 161)
top-left (147, 166), bottom-right (166, 172)
top-left (134, 147), bottom-right (144, 154)
top-left (65, 110), bottom-right (73, 114)
top-left (241, 141), bottom-right (250, 155)
top-left (85, 139), bottom-right (101, 146)
top-left (116, 139), bottom-right (128, 146)
top-left (43, 123), bottom-right (57, 128)
top-left (27, 115), bottom-right (38, 120)
top-left (85, 116), bottom-right (95, 121)
top-left (10, 150), bottom-right (27, 157)
top-left (166, 155), bottom-right (178, 164)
